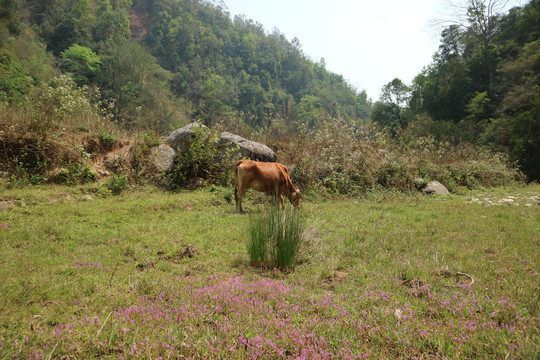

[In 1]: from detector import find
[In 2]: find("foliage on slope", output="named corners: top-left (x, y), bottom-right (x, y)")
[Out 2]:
top-left (0, 0), bottom-right (532, 188)
top-left (0, 0), bottom-right (369, 133)
top-left (372, 0), bottom-right (540, 180)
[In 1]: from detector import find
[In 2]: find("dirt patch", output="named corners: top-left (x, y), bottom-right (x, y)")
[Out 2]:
top-left (0, 201), bottom-right (15, 211)
top-left (91, 140), bottom-right (133, 180)
top-left (160, 246), bottom-right (199, 263)
top-left (130, 1), bottom-right (150, 42)
top-left (136, 260), bottom-right (156, 271)
top-left (320, 270), bottom-right (348, 290)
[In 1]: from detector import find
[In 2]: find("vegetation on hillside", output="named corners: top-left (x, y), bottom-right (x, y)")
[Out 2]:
top-left (0, 0), bottom-right (369, 131)
top-left (372, 0), bottom-right (540, 180)
top-left (0, 0), bottom-right (538, 188)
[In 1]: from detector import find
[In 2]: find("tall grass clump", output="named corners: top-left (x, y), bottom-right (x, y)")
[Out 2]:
top-left (247, 206), bottom-right (307, 270)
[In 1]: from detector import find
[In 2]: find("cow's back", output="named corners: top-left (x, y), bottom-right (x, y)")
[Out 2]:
top-left (236, 160), bottom-right (286, 193)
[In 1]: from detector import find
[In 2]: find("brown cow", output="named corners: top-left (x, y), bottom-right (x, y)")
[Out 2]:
top-left (234, 160), bottom-right (302, 213)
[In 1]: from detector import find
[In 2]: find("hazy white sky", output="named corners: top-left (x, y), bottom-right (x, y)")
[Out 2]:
top-left (221, 0), bottom-right (445, 100)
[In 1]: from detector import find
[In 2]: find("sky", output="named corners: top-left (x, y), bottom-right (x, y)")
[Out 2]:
top-left (221, 0), bottom-right (445, 100)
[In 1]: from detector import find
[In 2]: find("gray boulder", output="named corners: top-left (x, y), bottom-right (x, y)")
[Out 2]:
top-left (413, 177), bottom-right (427, 190)
top-left (219, 131), bottom-right (277, 162)
top-left (422, 181), bottom-right (449, 195)
top-left (151, 144), bottom-right (177, 172)
top-left (167, 123), bottom-right (208, 152)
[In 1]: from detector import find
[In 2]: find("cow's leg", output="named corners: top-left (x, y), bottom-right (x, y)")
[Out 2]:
top-left (235, 187), bottom-right (246, 213)
top-left (279, 194), bottom-right (285, 209)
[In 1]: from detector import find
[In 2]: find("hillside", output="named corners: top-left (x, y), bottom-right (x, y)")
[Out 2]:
top-left (0, 0), bottom-right (370, 132)
top-left (0, 0), bottom-right (538, 187)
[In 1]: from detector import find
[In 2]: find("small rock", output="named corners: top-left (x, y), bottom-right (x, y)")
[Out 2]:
top-left (82, 195), bottom-right (94, 201)
top-left (422, 181), bottom-right (449, 195)
top-left (468, 199), bottom-right (482, 204)
top-left (525, 203), bottom-right (532, 207)
top-left (150, 144), bottom-right (177, 172)
top-left (96, 169), bottom-right (110, 177)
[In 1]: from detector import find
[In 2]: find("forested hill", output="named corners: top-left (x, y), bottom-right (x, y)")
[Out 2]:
top-left (135, 0), bottom-right (371, 125)
top-left (0, 0), bottom-right (370, 131)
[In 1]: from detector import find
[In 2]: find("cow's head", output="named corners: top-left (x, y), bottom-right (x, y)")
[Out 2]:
top-left (290, 188), bottom-right (303, 207)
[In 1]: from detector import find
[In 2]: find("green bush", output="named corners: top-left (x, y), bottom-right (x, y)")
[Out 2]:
top-left (166, 126), bottom-right (218, 191)
top-left (99, 131), bottom-right (117, 151)
top-left (128, 130), bottom-right (161, 185)
top-left (247, 206), bottom-right (307, 270)
top-left (105, 173), bottom-right (129, 194)
top-left (53, 163), bottom-right (97, 185)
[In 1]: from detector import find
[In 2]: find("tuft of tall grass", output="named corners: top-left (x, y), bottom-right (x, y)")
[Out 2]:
top-left (247, 206), bottom-right (307, 270)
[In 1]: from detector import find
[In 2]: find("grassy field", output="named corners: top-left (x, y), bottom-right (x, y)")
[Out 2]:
top-left (0, 184), bottom-right (539, 359)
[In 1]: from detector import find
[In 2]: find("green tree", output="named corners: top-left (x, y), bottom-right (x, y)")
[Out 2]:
top-left (98, 40), bottom-right (188, 132)
top-left (372, 78), bottom-right (410, 132)
top-left (0, 49), bottom-right (33, 104)
top-left (482, 39), bottom-right (540, 180)
top-left (43, 0), bottom-right (96, 54)
top-left (60, 44), bottom-right (100, 84)
top-left (94, 0), bottom-right (131, 44)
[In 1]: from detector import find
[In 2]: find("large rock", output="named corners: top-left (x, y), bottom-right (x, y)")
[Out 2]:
top-left (219, 131), bottom-right (277, 162)
top-left (166, 123), bottom-right (208, 152)
top-left (151, 144), bottom-right (177, 172)
top-left (422, 181), bottom-right (449, 195)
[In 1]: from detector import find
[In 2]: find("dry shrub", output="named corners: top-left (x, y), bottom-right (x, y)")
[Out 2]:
top-left (286, 116), bottom-right (372, 194)
top-left (0, 75), bottom-right (120, 181)
top-left (404, 135), bottom-right (521, 190)
top-left (267, 117), bottom-right (520, 194)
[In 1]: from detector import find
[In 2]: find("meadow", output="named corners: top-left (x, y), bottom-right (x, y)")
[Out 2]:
top-left (0, 184), bottom-right (539, 359)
